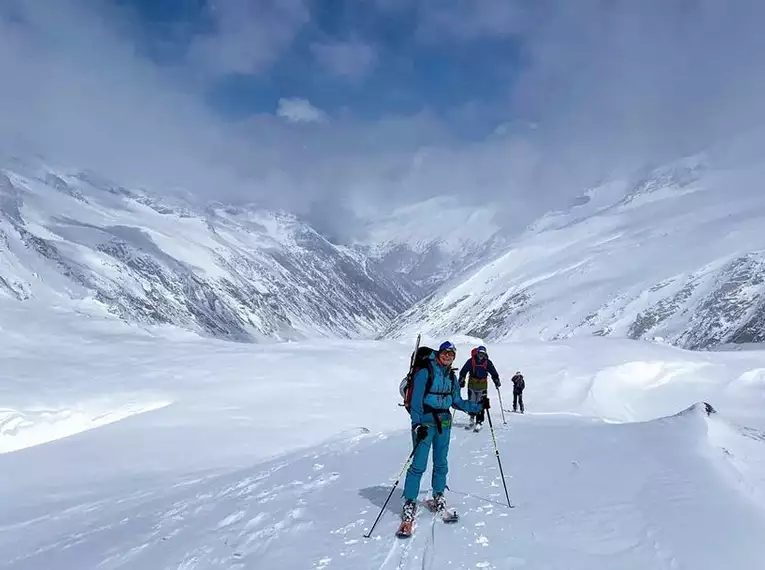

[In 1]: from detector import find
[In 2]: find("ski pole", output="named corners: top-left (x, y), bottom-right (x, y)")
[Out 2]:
top-left (496, 386), bottom-right (507, 425)
top-left (363, 438), bottom-right (422, 538)
top-left (485, 408), bottom-right (513, 508)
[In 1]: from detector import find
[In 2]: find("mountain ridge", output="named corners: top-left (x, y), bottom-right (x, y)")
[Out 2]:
top-left (382, 151), bottom-right (765, 350)
top-left (0, 160), bottom-right (418, 341)
top-left (3, 148), bottom-right (765, 351)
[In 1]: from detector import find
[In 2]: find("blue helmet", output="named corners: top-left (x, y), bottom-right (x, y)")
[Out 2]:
top-left (438, 341), bottom-right (456, 354)
top-left (476, 345), bottom-right (487, 354)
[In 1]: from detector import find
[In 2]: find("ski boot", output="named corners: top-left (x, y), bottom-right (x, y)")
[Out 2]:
top-left (396, 499), bottom-right (417, 538)
top-left (425, 493), bottom-right (459, 523)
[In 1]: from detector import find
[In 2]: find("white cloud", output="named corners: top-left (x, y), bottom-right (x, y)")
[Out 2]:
top-left (276, 98), bottom-right (328, 123)
top-left (311, 39), bottom-right (378, 81)
top-left (415, 0), bottom-right (528, 42)
top-left (374, 0), bottom-right (528, 41)
top-left (189, 0), bottom-right (310, 76)
top-left (0, 0), bottom-right (239, 192)
top-left (2, 0), bottom-right (765, 245)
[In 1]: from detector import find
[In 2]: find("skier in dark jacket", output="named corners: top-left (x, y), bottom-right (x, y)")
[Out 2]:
top-left (511, 371), bottom-right (525, 413)
top-left (458, 345), bottom-right (499, 431)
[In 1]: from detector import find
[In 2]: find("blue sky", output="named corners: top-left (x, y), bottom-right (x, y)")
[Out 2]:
top-left (115, 0), bottom-right (524, 136)
top-left (1, 0), bottom-right (764, 238)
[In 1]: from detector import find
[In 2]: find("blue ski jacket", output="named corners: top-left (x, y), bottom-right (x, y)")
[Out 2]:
top-left (409, 352), bottom-right (481, 426)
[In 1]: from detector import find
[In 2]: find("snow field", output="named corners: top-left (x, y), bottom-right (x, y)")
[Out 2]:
top-left (1, 309), bottom-right (765, 568)
top-left (0, 399), bottom-right (170, 454)
top-left (3, 406), bottom-right (765, 569)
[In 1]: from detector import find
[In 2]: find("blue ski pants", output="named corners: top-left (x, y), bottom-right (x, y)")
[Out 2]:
top-left (403, 417), bottom-right (452, 501)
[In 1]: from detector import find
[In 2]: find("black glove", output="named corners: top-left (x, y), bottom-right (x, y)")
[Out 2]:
top-left (494, 379), bottom-right (501, 388)
top-left (481, 396), bottom-right (490, 409)
top-left (413, 424), bottom-right (428, 441)
top-left (459, 378), bottom-right (466, 388)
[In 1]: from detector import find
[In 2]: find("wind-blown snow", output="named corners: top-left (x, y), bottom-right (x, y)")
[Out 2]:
top-left (2, 306), bottom-right (765, 569)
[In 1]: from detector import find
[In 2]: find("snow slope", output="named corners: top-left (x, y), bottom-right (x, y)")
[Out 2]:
top-left (353, 196), bottom-right (505, 292)
top-left (0, 157), bottom-right (413, 342)
top-left (2, 307), bottom-right (765, 569)
top-left (0, 155), bottom-right (509, 344)
top-left (6, 406), bottom-right (765, 570)
top-left (383, 151), bottom-right (765, 350)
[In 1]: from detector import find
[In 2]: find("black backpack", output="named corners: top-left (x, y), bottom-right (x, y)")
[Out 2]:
top-left (399, 345), bottom-right (436, 413)
top-left (399, 343), bottom-right (456, 415)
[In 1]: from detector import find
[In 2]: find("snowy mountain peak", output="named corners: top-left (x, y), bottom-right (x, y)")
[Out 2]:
top-left (353, 196), bottom-right (504, 291)
top-left (358, 196), bottom-right (499, 256)
top-left (0, 160), bottom-right (417, 341)
top-left (383, 154), bottom-right (765, 350)
top-left (531, 153), bottom-right (709, 235)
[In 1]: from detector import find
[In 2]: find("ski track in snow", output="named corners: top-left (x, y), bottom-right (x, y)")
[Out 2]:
top-left (2, 322), bottom-right (765, 568)
top-left (3, 407), bottom-right (765, 569)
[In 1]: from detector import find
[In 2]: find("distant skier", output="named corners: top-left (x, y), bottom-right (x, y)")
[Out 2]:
top-left (511, 371), bottom-right (525, 413)
top-left (458, 345), bottom-right (500, 431)
top-left (400, 341), bottom-right (488, 531)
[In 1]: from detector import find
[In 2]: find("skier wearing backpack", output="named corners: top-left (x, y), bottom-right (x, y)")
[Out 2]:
top-left (458, 345), bottom-right (500, 431)
top-left (511, 371), bottom-right (525, 413)
top-left (400, 341), bottom-right (488, 531)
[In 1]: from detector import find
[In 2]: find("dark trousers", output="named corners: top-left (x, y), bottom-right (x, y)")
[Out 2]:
top-left (513, 390), bottom-right (524, 412)
top-left (468, 388), bottom-right (487, 423)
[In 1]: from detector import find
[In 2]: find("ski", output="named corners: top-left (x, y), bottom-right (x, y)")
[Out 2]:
top-left (395, 500), bottom-right (419, 539)
top-left (396, 497), bottom-right (458, 537)
top-left (395, 519), bottom-right (414, 538)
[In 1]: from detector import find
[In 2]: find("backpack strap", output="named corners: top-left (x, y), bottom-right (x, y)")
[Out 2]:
top-left (420, 360), bottom-right (450, 396)
top-left (422, 365), bottom-right (457, 434)
top-left (423, 360), bottom-right (435, 395)
top-left (404, 360), bottom-right (457, 434)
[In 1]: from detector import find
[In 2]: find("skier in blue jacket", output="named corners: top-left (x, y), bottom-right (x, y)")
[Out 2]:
top-left (402, 341), bottom-right (488, 522)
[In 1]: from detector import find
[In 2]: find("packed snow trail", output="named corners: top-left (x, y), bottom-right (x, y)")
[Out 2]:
top-left (2, 406), bottom-right (765, 569)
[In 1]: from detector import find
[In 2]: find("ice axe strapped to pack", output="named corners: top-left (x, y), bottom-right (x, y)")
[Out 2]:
top-left (398, 334), bottom-right (421, 409)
